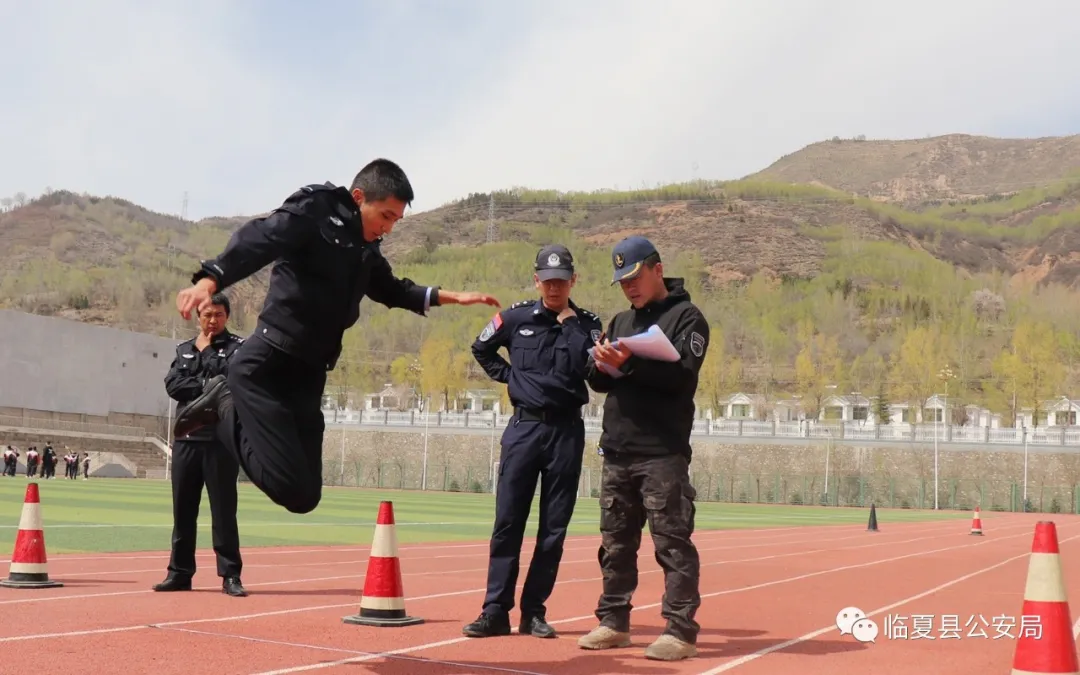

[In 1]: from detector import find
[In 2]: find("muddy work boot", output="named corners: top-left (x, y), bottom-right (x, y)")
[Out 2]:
top-left (577, 625), bottom-right (632, 650)
top-left (644, 634), bottom-right (697, 661)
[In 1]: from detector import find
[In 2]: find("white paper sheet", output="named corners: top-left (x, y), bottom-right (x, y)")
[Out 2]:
top-left (588, 325), bottom-right (680, 378)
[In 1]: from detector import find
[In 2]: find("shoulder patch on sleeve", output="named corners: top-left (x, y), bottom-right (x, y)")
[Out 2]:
top-left (689, 331), bottom-right (706, 358)
top-left (479, 312), bottom-right (504, 342)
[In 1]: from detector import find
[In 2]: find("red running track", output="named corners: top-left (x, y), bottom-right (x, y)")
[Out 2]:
top-left (3, 511), bottom-right (1077, 675)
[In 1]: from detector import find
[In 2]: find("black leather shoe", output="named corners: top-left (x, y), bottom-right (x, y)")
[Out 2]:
top-left (222, 576), bottom-right (247, 597)
top-left (519, 615), bottom-right (557, 639)
top-left (462, 613), bottom-right (511, 638)
top-left (152, 575), bottom-right (192, 592)
top-left (174, 375), bottom-right (229, 439)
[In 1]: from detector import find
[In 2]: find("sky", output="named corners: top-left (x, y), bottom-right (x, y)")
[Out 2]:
top-left (4, 0), bottom-right (1080, 221)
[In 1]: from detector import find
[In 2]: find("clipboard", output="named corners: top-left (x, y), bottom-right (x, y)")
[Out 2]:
top-left (588, 325), bottom-right (679, 378)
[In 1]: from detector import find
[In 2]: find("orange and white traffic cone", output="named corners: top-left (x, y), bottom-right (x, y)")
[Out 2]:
top-left (970, 507), bottom-right (984, 536)
top-left (1, 483), bottom-right (63, 589)
top-left (342, 501), bottom-right (423, 627)
top-left (1010, 521), bottom-right (1078, 675)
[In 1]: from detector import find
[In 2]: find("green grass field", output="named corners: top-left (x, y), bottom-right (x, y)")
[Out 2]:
top-left (0, 478), bottom-right (972, 555)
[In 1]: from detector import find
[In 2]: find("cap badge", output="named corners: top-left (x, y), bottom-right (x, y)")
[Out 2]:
top-left (614, 253), bottom-right (624, 268)
top-left (548, 253), bottom-right (560, 266)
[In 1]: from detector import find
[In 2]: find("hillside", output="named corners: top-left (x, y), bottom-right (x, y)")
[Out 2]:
top-left (0, 189), bottom-right (268, 334)
top-left (4, 133), bottom-right (1080, 422)
top-left (747, 133), bottom-right (1080, 203)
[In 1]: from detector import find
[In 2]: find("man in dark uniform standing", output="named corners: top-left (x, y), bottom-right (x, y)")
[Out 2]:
top-left (41, 443), bottom-right (56, 479)
top-left (171, 159), bottom-right (499, 515)
top-left (155, 292), bottom-right (247, 597)
top-left (463, 245), bottom-right (603, 640)
top-left (578, 236), bottom-right (709, 662)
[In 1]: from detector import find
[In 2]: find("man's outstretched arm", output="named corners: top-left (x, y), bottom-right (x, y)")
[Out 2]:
top-left (364, 253), bottom-right (440, 316)
top-left (367, 253), bottom-right (500, 314)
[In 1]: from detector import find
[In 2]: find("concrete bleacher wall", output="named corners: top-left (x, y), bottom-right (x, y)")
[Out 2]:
top-left (0, 310), bottom-right (180, 473)
top-left (0, 309), bottom-right (180, 421)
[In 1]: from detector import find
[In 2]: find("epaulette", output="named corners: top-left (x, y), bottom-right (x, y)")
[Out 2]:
top-left (509, 299), bottom-right (537, 310)
top-left (275, 183), bottom-right (335, 216)
top-left (229, 334), bottom-right (245, 343)
top-left (299, 182), bottom-right (337, 194)
top-left (578, 308), bottom-right (599, 320)
top-left (295, 182), bottom-right (358, 226)
top-left (176, 337), bottom-right (195, 348)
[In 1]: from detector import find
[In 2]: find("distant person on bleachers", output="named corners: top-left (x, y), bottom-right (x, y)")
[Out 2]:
top-left (2, 446), bottom-right (16, 476)
top-left (154, 292), bottom-right (247, 598)
top-left (25, 447), bottom-right (39, 477)
top-left (65, 450), bottom-right (78, 479)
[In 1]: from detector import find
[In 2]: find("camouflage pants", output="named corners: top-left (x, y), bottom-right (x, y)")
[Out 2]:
top-left (594, 452), bottom-right (701, 643)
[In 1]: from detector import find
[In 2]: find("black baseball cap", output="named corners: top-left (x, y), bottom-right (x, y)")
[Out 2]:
top-left (610, 235), bottom-right (660, 284)
top-left (535, 244), bottom-right (575, 281)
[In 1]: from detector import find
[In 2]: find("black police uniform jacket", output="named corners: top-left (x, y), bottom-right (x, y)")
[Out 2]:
top-left (192, 183), bottom-right (438, 371)
top-left (586, 278), bottom-right (710, 459)
top-left (471, 299), bottom-right (604, 411)
top-left (165, 330), bottom-right (245, 442)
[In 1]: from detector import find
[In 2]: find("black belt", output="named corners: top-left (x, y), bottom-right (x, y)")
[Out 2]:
top-left (515, 407), bottom-right (581, 423)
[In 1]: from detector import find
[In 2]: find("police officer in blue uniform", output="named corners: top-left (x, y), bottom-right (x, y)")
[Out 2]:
top-left (155, 292), bottom-right (247, 597)
top-left (463, 244), bottom-right (604, 640)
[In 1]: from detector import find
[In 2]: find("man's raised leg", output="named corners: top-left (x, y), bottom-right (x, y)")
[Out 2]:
top-left (214, 336), bottom-right (327, 514)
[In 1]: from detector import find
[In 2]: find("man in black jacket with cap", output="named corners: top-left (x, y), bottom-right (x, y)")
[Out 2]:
top-left (463, 244), bottom-right (603, 640)
top-left (171, 159), bottom-right (500, 516)
top-left (577, 235), bottom-right (709, 662)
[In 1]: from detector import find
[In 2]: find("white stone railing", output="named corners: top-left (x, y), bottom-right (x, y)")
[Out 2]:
top-left (322, 409), bottom-right (1080, 448)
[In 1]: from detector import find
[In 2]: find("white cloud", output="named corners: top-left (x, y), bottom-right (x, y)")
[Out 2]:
top-left (3, 0), bottom-right (1079, 220)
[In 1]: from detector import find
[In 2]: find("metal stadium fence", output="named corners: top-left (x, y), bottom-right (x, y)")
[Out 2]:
top-left (310, 452), bottom-right (1079, 516)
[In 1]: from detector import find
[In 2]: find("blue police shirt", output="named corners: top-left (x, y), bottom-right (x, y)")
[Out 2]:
top-left (471, 299), bottom-right (604, 411)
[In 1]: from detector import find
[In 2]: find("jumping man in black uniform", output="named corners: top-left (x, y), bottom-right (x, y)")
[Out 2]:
top-left (155, 292), bottom-right (247, 597)
top-left (172, 159), bottom-right (499, 515)
top-left (463, 244), bottom-right (603, 640)
top-left (578, 236), bottom-right (709, 662)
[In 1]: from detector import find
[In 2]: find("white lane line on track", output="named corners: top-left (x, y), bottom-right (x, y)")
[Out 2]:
top-left (0, 517), bottom-right (1037, 675)
top-left (156, 626), bottom-right (551, 675)
top-left (246, 525), bottom-right (1049, 675)
top-left (1, 521), bottom-right (1010, 607)
top-left (22, 518), bottom-right (961, 579)
top-left (694, 531), bottom-right (1080, 673)
top-left (0, 524), bottom-right (978, 641)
